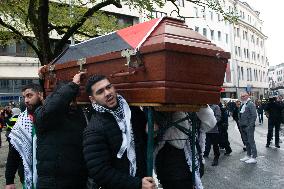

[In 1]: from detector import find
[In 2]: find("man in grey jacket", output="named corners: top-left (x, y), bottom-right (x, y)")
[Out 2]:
top-left (239, 92), bottom-right (257, 164)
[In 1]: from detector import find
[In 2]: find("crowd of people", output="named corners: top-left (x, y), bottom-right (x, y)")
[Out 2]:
top-left (0, 68), bottom-right (283, 189)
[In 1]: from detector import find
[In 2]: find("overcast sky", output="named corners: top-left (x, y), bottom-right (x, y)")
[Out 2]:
top-left (244, 0), bottom-right (283, 66)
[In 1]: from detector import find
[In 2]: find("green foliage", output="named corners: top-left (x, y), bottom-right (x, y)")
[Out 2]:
top-left (0, 0), bottom-right (237, 65)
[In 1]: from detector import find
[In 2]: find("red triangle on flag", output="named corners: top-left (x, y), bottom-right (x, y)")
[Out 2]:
top-left (117, 18), bottom-right (162, 49)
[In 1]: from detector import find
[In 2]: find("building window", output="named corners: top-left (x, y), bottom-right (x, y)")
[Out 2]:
top-left (256, 38), bottom-right (259, 46)
top-left (195, 26), bottom-right (199, 32)
top-left (243, 31), bottom-right (248, 40)
top-left (151, 11), bottom-right (167, 18)
top-left (247, 68), bottom-right (249, 81)
top-left (235, 46), bottom-right (238, 56)
top-left (203, 28), bottom-right (207, 37)
top-left (211, 30), bottom-right (214, 40)
top-left (201, 8), bottom-right (206, 19)
top-left (0, 80), bottom-right (9, 88)
top-left (244, 48), bottom-right (247, 58)
top-left (217, 13), bottom-right (221, 22)
top-left (194, 7), bottom-right (199, 17)
top-left (238, 47), bottom-right (241, 57)
top-left (176, 0), bottom-right (185, 7)
top-left (252, 35), bottom-right (255, 44)
top-left (241, 67), bottom-right (244, 80)
top-left (238, 66), bottom-right (240, 79)
top-left (237, 28), bottom-right (240, 37)
top-left (247, 49), bottom-right (249, 59)
top-left (218, 31), bottom-right (221, 41)
top-left (226, 34), bottom-right (228, 44)
top-left (210, 11), bottom-right (213, 21)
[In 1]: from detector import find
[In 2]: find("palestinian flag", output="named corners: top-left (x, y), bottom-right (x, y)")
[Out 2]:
top-left (55, 17), bottom-right (163, 64)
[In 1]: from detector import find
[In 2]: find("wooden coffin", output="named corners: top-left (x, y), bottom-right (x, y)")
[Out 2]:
top-left (43, 17), bottom-right (230, 105)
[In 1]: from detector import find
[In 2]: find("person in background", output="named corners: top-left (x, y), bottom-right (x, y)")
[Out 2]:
top-left (204, 104), bottom-right (222, 166)
top-left (218, 102), bottom-right (232, 156)
top-left (232, 100), bottom-right (246, 151)
top-left (153, 108), bottom-right (216, 189)
top-left (264, 96), bottom-right (283, 148)
top-left (256, 100), bottom-right (264, 125)
top-left (239, 92), bottom-right (257, 164)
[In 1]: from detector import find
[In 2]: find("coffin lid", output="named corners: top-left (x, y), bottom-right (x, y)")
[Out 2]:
top-left (54, 16), bottom-right (230, 64)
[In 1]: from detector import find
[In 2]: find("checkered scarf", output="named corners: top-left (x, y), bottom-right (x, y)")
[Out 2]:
top-left (9, 109), bottom-right (37, 189)
top-left (92, 95), bottom-right (136, 177)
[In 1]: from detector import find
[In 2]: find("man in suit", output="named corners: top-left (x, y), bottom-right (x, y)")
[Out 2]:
top-left (238, 92), bottom-right (257, 164)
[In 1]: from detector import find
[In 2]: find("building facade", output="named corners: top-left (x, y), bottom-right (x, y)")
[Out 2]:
top-left (268, 63), bottom-right (284, 89)
top-left (0, 0), bottom-right (269, 104)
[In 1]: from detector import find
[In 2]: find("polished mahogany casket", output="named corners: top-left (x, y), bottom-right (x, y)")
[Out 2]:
top-left (43, 17), bottom-right (230, 105)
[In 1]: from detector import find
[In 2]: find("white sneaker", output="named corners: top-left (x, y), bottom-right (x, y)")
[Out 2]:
top-left (240, 156), bottom-right (250, 162)
top-left (245, 158), bottom-right (257, 164)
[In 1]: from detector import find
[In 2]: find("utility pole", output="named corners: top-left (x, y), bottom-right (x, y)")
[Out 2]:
top-left (69, 0), bottom-right (75, 45)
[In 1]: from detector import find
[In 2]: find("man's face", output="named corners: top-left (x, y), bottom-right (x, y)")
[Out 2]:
top-left (22, 89), bottom-right (43, 112)
top-left (236, 101), bottom-right (241, 107)
top-left (240, 93), bottom-right (249, 102)
top-left (89, 79), bottom-right (117, 109)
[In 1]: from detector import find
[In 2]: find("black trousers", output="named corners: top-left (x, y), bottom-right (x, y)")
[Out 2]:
top-left (236, 122), bottom-right (246, 146)
top-left (204, 133), bottom-right (220, 157)
top-left (267, 119), bottom-right (280, 145)
top-left (218, 125), bottom-right (232, 153)
top-left (258, 112), bottom-right (263, 123)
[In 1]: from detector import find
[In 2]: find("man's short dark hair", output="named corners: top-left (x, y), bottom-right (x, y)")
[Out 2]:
top-left (86, 75), bottom-right (107, 96)
top-left (22, 83), bottom-right (43, 93)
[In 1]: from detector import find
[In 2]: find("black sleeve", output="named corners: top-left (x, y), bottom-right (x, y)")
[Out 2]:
top-left (5, 144), bottom-right (22, 185)
top-left (35, 82), bottom-right (79, 133)
top-left (83, 118), bottom-right (141, 189)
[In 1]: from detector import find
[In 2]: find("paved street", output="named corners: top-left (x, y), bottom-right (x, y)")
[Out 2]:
top-left (0, 115), bottom-right (283, 188)
top-left (202, 116), bottom-right (284, 189)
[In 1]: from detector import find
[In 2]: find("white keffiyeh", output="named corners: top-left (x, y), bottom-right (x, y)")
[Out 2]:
top-left (153, 112), bottom-right (204, 189)
top-left (9, 109), bottom-right (37, 189)
top-left (92, 94), bottom-right (137, 177)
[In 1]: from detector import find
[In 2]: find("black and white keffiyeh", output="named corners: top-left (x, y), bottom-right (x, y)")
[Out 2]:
top-left (9, 109), bottom-right (37, 189)
top-left (153, 112), bottom-right (204, 189)
top-left (92, 95), bottom-right (137, 177)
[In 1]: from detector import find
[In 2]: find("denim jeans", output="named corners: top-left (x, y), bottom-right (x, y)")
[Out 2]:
top-left (240, 125), bottom-right (257, 158)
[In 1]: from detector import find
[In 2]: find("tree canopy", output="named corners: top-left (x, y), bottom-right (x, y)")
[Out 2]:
top-left (0, 0), bottom-right (237, 65)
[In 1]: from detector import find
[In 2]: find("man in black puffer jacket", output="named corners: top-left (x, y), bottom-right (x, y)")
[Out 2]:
top-left (35, 72), bottom-right (88, 188)
top-left (83, 75), bottom-right (155, 189)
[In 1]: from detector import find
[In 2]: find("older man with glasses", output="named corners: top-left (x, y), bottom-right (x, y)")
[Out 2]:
top-left (238, 92), bottom-right (257, 164)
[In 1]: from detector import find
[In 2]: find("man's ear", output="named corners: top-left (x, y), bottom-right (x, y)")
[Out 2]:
top-left (39, 92), bottom-right (44, 101)
top-left (89, 96), bottom-right (96, 104)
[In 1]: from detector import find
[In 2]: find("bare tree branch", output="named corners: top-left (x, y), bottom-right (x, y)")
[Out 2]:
top-left (53, 0), bottom-right (122, 57)
top-left (50, 23), bottom-right (98, 38)
top-left (0, 17), bottom-right (40, 56)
